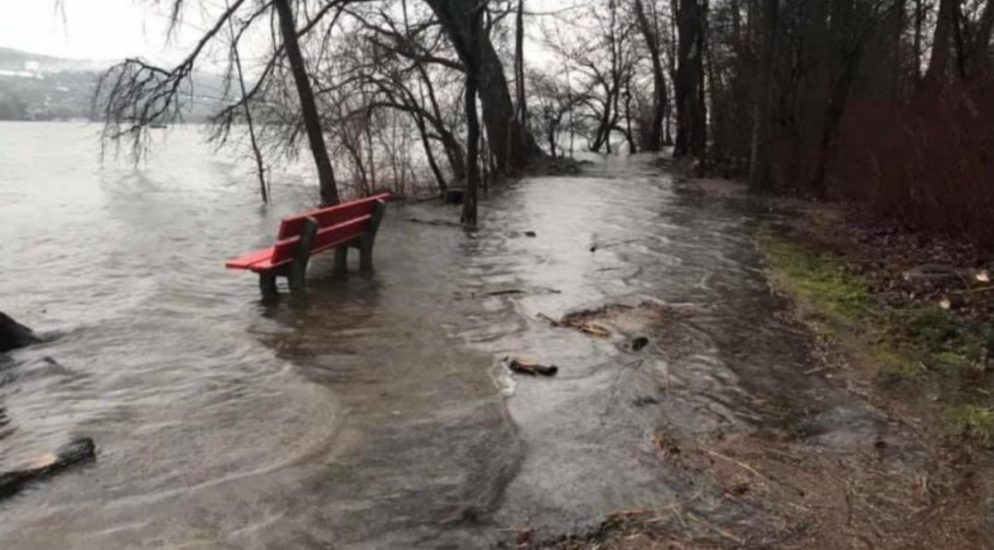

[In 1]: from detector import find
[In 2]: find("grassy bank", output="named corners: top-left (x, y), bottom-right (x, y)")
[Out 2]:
top-left (755, 219), bottom-right (994, 448)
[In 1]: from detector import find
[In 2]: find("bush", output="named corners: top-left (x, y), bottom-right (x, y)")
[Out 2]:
top-left (833, 77), bottom-right (994, 249)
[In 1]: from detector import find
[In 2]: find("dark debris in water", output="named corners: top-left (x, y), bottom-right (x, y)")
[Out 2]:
top-left (631, 336), bottom-right (650, 352)
top-left (505, 357), bottom-right (558, 377)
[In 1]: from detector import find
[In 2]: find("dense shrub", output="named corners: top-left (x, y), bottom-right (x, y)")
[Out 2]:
top-left (833, 77), bottom-right (994, 248)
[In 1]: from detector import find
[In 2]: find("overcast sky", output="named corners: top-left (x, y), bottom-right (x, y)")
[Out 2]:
top-left (0, 0), bottom-right (207, 63)
top-left (0, 0), bottom-right (583, 67)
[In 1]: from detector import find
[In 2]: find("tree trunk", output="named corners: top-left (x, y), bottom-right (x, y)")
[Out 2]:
top-left (691, 0), bottom-right (708, 165)
top-left (634, 0), bottom-right (668, 152)
top-left (416, 115), bottom-right (447, 193)
top-left (748, 0), bottom-right (779, 193)
top-left (810, 0), bottom-right (859, 196)
top-left (227, 6), bottom-right (268, 203)
top-left (674, 0), bottom-right (705, 159)
top-left (972, 0), bottom-right (994, 75)
top-left (273, 0), bottom-right (339, 205)
top-left (927, 0), bottom-right (960, 81)
top-left (515, 0), bottom-right (528, 132)
top-left (462, 7), bottom-right (483, 227)
top-left (423, 0), bottom-right (544, 174)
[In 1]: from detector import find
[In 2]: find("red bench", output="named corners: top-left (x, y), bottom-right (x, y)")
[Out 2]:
top-left (226, 193), bottom-right (389, 296)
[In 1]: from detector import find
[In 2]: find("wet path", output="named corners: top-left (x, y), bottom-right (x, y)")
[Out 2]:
top-left (0, 124), bottom-right (920, 548)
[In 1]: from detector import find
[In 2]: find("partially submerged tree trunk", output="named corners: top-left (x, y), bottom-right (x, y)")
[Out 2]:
top-left (634, 0), bottom-right (668, 152)
top-left (226, 8), bottom-right (268, 203)
top-left (514, 0), bottom-right (528, 136)
top-left (0, 312), bottom-right (39, 353)
top-left (674, 0), bottom-right (706, 162)
top-left (461, 6), bottom-right (484, 227)
top-left (423, 0), bottom-right (544, 174)
top-left (273, 0), bottom-right (339, 205)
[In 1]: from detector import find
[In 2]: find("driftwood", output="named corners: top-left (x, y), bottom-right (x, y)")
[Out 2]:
top-left (0, 437), bottom-right (96, 500)
top-left (505, 357), bottom-right (558, 376)
top-left (0, 311), bottom-right (39, 353)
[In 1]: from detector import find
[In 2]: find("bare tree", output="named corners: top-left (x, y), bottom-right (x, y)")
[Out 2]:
top-left (423, 0), bottom-right (544, 174)
top-left (95, 0), bottom-right (350, 204)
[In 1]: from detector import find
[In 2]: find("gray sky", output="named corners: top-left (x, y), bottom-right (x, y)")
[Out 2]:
top-left (0, 0), bottom-right (205, 62)
top-left (0, 0), bottom-right (584, 67)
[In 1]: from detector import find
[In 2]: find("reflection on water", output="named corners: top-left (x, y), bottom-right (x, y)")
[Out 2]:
top-left (0, 123), bottom-right (906, 548)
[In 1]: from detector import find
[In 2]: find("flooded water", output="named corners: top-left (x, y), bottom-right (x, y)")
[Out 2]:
top-left (0, 122), bottom-right (921, 548)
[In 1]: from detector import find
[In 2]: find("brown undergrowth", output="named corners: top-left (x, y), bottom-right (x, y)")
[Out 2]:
top-left (757, 201), bottom-right (994, 448)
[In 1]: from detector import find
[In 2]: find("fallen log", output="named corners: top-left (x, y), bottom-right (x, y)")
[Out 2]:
top-left (0, 311), bottom-right (40, 353)
top-left (0, 437), bottom-right (96, 500)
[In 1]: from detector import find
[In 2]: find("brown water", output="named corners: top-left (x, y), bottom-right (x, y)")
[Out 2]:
top-left (0, 122), bottom-right (918, 548)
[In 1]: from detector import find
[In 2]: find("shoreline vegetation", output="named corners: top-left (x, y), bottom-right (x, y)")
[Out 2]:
top-left (754, 202), bottom-right (994, 449)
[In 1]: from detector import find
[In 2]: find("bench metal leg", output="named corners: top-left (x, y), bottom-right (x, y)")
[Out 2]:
top-left (287, 263), bottom-right (307, 292)
top-left (288, 216), bottom-right (319, 293)
top-left (259, 272), bottom-right (278, 298)
top-left (333, 247), bottom-right (349, 279)
top-left (359, 200), bottom-right (387, 274)
top-left (359, 238), bottom-right (374, 273)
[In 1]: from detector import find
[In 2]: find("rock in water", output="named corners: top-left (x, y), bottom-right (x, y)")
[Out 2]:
top-left (0, 437), bottom-right (96, 499)
top-left (0, 311), bottom-right (40, 353)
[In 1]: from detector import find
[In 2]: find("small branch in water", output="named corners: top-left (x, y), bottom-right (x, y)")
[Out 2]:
top-left (705, 449), bottom-right (771, 484)
top-left (403, 217), bottom-right (464, 228)
top-left (486, 289), bottom-right (525, 296)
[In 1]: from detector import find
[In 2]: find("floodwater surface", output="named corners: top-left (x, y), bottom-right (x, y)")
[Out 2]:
top-left (0, 123), bottom-right (923, 548)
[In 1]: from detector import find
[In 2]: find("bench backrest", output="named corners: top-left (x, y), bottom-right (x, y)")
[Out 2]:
top-left (270, 193), bottom-right (390, 265)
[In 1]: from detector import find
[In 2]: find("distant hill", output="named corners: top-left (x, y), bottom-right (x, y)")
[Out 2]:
top-left (0, 46), bottom-right (104, 73)
top-left (0, 47), bottom-right (223, 122)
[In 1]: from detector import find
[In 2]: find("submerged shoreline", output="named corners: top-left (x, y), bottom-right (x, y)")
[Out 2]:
top-left (2, 135), bottom-right (990, 548)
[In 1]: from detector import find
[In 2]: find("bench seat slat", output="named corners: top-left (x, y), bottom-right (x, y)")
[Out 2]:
top-left (225, 247), bottom-right (275, 270)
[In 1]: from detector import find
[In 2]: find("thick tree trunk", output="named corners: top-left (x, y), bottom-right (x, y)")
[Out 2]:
top-left (809, 0), bottom-right (860, 196)
top-left (423, 0), bottom-right (544, 174)
top-left (515, 0), bottom-right (527, 131)
top-left (972, 0), bottom-right (994, 75)
top-left (461, 7), bottom-right (483, 227)
top-left (415, 115), bottom-right (447, 193)
top-left (748, 0), bottom-right (779, 193)
top-left (674, 0), bottom-right (705, 160)
top-left (927, 0), bottom-right (960, 81)
top-left (634, 0), bottom-right (668, 152)
top-left (691, 1), bottom-right (708, 165)
top-left (273, 0), bottom-right (339, 205)
top-left (435, 127), bottom-right (466, 182)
